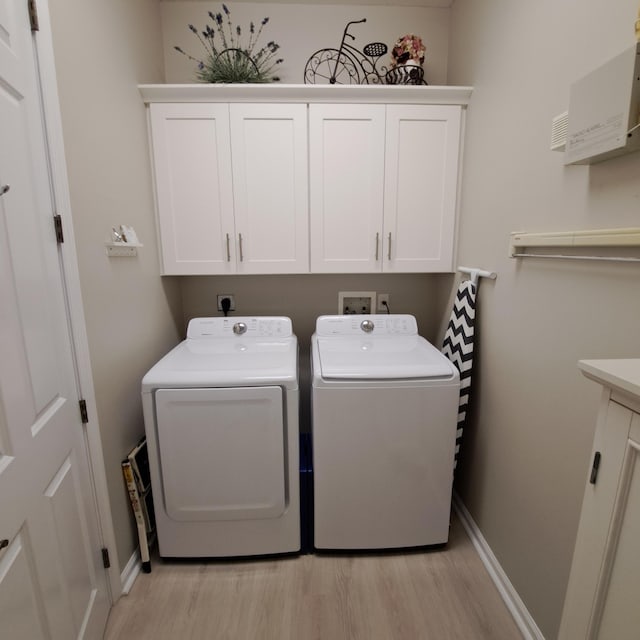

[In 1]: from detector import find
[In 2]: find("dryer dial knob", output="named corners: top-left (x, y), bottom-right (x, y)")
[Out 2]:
top-left (233, 322), bottom-right (248, 335)
top-left (360, 319), bottom-right (375, 333)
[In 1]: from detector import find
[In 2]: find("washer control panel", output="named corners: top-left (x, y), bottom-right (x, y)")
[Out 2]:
top-left (315, 314), bottom-right (418, 337)
top-left (187, 317), bottom-right (293, 339)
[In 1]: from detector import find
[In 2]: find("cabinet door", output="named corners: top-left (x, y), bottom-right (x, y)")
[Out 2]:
top-left (309, 104), bottom-right (385, 273)
top-left (559, 399), bottom-right (635, 639)
top-left (149, 103), bottom-right (236, 275)
top-left (384, 105), bottom-right (461, 272)
top-left (588, 411), bottom-right (640, 639)
top-left (230, 104), bottom-right (309, 274)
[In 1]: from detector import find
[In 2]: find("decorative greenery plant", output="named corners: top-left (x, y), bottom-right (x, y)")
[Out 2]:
top-left (175, 4), bottom-right (283, 83)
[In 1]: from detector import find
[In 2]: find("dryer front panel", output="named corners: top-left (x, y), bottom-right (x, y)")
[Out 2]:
top-left (155, 386), bottom-right (285, 522)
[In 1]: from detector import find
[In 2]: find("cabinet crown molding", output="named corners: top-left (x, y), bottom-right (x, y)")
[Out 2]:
top-left (139, 83), bottom-right (473, 106)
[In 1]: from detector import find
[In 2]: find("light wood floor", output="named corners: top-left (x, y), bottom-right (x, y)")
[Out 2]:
top-left (104, 515), bottom-right (523, 640)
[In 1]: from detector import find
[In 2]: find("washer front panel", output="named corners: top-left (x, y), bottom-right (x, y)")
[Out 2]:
top-left (155, 386), bottom-right (285, 522)
top-left (187, 316), bottom-right (293, 339)
top-left (315, 314), bottom-right (417, 337)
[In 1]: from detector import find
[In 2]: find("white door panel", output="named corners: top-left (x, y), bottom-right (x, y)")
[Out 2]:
top-left (0, 1), bottom-right (109, 637)
top-left (156, 386), bottom-right (286, 521)
top-left (230, 103), bottom-right (309, 273)
top-left (384, 105), bottom-right (461, 272)
top-left (0, 533), bottom-right (48, 640)
top-left (309, 104), bottom-right (385, 272)
top-left (149, 103), bottom-right (236, 274)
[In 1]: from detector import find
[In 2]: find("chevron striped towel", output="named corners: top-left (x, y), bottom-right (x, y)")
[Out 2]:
top-left (441, 279), bottom-right (477, 471)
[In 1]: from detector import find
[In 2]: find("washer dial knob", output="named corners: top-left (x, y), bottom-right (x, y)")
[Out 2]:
top-left (360, 319), bottom-right (375, 333)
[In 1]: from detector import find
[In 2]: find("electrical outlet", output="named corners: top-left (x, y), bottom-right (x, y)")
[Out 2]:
top-left (216, 294), bottom-right (235, 312)
top-left (377, 293), bottom-right (390, 312)
top-left (338, 291), bottom-right (376, 315)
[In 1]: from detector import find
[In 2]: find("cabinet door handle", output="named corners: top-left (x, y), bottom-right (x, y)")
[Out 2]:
top-left (225, 233), bottom-right (231, 262)
top-left (387, 233), bottom-right (392, 261)
top-left (238, 233), bottom-right (244, 262)
top-left (589, 451), bottom-right (601, 484)
top-left (375, 232), bottom-right (380, 261)
top-left (0, 539), bottom-right (8, 551)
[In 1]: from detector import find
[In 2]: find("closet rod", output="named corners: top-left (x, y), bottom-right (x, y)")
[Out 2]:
top-left (511, 253), bottom-right (640, 263)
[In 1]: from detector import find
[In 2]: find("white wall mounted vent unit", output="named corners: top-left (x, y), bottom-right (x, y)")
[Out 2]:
top-left (564, 42), bottom-right (640, 165)
top-left (550, 111), bottom-right (568, 151)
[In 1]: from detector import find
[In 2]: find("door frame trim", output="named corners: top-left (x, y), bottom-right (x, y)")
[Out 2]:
top-left (31, 0), bottom-right (121, 601)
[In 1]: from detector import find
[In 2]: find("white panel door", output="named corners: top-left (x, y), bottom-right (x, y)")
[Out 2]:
top-left (149, 103), bottom-right (236, 275)
top-left (155, 386), bottom-right (285, 521)
top-left (384, 105), bottom-right (461, 272)
top-left (230, 103), bottom-right (309, 274)
top-left (0, 0), bottom-right (109, 638)
top-left (309, 103), bottom-right (385, 273)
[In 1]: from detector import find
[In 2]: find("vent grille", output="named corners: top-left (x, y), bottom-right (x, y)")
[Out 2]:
top-left (551, 111), bottom-right (568, 151)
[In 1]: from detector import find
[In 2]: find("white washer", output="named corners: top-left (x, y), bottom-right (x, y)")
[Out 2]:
top-left (311, 314), bottom-right (460, 550)
top-left (142, 317), bottom-right (300, 557)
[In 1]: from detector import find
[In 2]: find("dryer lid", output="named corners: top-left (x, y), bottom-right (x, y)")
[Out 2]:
top-left (141, 317), bottom-right (298, 389)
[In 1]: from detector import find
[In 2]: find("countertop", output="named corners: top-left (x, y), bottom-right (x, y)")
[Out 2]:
top-left (578, 359), bottom-right (640, 400)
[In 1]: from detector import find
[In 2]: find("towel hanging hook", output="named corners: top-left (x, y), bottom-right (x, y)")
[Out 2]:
top-left (457, 266), bottom-right (497, 286)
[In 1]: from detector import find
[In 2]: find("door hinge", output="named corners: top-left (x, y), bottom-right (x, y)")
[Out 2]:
top-left (101, 547), bottom-right (111, 569)
top-left (79, 399), bottom-right (89, 424)
top-left (53, 214), bottom-right (64, 243)
top-left (28, 0), bottom-right (39, 31)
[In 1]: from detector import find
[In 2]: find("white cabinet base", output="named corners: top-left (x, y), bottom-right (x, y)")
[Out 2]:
top-left (559, 360), bottom-right (640, 640)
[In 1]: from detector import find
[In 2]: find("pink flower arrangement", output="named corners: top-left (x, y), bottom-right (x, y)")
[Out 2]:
top-left (390, 34), bottom-right (426, 67)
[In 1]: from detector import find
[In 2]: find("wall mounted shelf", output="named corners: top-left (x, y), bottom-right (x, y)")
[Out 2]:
top-left (509, 227), bottom-right (640, 262)
top-left (138, 84), bottom-right (473, 106)
top-left (105, 242), bottom-right (142, 257)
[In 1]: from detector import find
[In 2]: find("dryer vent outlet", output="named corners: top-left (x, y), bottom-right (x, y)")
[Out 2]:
top-left (338, 291), bottom-right (376, 315)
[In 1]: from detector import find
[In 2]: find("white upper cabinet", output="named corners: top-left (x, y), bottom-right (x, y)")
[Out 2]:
top-left (149, 102), bottom-right (309, 275)
top-left (309, 103), bottom-right (462, 273)
top-left (142, 85), bottom-right (471, 276)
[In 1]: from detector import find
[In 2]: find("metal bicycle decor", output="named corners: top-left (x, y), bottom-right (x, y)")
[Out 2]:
top-left (304, 19), bottom-right (387, 84)
top-left (304, 19), bottom-right (426, 85)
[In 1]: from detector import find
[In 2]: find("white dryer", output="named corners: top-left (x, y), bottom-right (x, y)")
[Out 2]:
top-left (142, 317), bottom-right (299, 557)
top-left (311, 314), bottom-right (460, 550)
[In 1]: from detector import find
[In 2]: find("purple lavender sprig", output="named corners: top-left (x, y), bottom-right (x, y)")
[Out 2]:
top-left (174, 5), bottom-right (282, 83)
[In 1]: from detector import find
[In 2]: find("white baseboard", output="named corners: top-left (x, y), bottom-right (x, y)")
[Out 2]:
top-left (452, 493), bottom-right (545, 640)
top-left (120, 550), bottom-right (142, 596)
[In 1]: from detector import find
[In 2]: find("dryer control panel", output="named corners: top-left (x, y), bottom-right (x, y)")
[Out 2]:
top-left (315, 314), bottom-right (418, 337)
top-left (187, 317), bottom-right (293, 339)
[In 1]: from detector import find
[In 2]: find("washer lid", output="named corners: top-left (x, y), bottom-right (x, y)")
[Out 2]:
top-left (142, 317), bottom-right (297, 389)
top-left (316, 334), bottom-right (456, 380)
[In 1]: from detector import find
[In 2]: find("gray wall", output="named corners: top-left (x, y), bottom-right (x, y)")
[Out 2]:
top-left (49, 0), bottom-right (183, 574)
top-left (447, 1), bottom-right (640, 637)
top-left (161, 1), bottom-right (451, 85)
